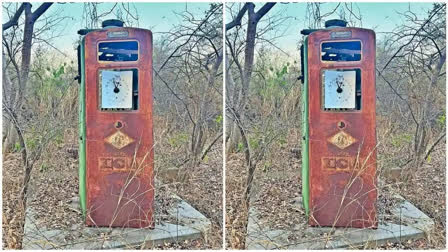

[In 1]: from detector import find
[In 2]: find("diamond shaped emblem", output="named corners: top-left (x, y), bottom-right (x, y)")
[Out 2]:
top-left (328, 131), bottom-right (357, 149)
top-left (105, 130), bottom-right (134, 150)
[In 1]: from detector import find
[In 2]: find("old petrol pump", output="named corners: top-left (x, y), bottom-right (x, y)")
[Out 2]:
top-left (300, 20), bottom-right (377, 228)
top-left (77, 19), bottom-right (154, 228)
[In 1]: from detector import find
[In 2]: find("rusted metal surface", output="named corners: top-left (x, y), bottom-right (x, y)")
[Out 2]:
top-left (307, 28), bottom-right (377, 228)
top-left (84, 27), bottom-right (154, 228)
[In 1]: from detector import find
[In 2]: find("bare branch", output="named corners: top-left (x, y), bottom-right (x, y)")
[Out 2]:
top-left (158, 4), bottom-right (220, 72)
top-left (31, 2), bottom-right (54, 22)
top-left (424, 131), bottom-right (446, 160)
top-left (2, 3), bottom-right (26, 31)
top-left (254, 2), bottom-right (276, 22)
top-left (200, 132), bottom-right (223, 160)
top-left (381, 4), bottom-right (445, 71)
top-left (226, 3), bottom-right (250, 31)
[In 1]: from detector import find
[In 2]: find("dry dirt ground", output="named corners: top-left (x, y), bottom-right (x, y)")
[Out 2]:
top-left (225, 128), bottom-right (446, 249)
top-left (2, 131), bottom-right (223, 249)
top-left (2, 153), bottom-right (25, 249)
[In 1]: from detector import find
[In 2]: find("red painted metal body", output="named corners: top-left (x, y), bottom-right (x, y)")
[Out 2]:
top-left (307, 28), bottom-right (377, 228)
top-left (84, 28), bottom-right (154, 228)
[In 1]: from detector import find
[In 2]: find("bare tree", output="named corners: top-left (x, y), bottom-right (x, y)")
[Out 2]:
top-left (2, 2), bottom-right (62, 202)
top-left (226, 2), bottom-right (276, 153)
top-left (225, 2), bottom-right (299, 209)
top-left (226, 3), bottom-right (298, 248)
top-left (154, 3), bottom-right (223, 167)
top-left (377, 3), bottom-right (446, 173)
top-left (304, 2), bottom-right (362, 29)
top-left (81, 3), bottom-right (139, 29)
top-left (3, 3), bottom-right (53, 151)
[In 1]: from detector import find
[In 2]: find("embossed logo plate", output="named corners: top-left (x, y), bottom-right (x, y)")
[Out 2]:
top-left (98, 156), bottom-right (147, 171)
top-left (328, 131), bottom-right (357, 149)
top-left (322, 157), bottom-right (356, 170)
top-left (105, 130), bottom-right (134, 149)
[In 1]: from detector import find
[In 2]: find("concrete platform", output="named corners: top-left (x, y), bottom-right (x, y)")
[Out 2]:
top-left (22, 196), bottom-right (211, 249)
top-left (246, 196), bottom-right (434, 249)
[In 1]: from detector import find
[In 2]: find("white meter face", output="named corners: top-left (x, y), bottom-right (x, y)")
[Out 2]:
top-left (100, 70), bottom-right (133, 109)
top-left (323, 70), bottom-right (356, 109)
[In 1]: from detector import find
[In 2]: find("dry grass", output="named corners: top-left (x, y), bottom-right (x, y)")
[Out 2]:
top-left (153, 114), bottom-right (223, 249)
top-left (2, 118), bottom-right (223, 249)
top-left (384, 147), bottom-right (446, 249)
top-left (225, 126), bottom-right (446, 249)
top-left (168, 146), bottom-right (223, 249)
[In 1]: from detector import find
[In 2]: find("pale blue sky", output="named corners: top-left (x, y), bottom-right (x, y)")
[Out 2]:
top-left (3, 2), bottom-right (213, 56)
top-left (231, 2), bottom-right (439, 53)
top-left (2, 2), bottom-right (441, 56)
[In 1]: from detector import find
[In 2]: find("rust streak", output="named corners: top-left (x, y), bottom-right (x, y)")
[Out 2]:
top-left (307, 27), bottom-right (377, 228)
top-left (84, 27), bottom-right (154, 228)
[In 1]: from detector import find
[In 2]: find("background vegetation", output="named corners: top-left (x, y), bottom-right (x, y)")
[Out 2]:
top-left (225, 2), bottom-right (446, 249)
top-left (2, 2), bottom-right (223, 249)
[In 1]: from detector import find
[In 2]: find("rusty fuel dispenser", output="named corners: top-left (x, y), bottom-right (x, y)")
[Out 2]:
top-left (77, 19), bottom-right (154, 228)
top-left (300, 19), bottom-right (377, 228)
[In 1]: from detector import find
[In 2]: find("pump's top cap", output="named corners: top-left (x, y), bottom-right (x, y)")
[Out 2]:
top-left (325, 19), bottom-right (347, 28)
top-left (102, 19), bottom-right (124, 28)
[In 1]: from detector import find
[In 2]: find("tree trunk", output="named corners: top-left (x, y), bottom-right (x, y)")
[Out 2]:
top-left (4, 4), bottom-right (34, 153)
top-left (14, 4), bottom-right (34, 111)
top-left (226, 57), bottom-right (241, 153)
top-left (227, 4), bottom-right (258, 155)
top-left (2, 54), bottom-right (18, 152)
top-left (238, 3), bottom-right (257, 119)
top-left (225, 3), bottom-right (276, 157)
top-left (191, 51), bottom-right (223, 165)
top-left (2, 2), bottom-right (53, 206)
top-left (411, 50), bottom-right (446, 172)
top-left (4, 123), bottom-right (18, 153)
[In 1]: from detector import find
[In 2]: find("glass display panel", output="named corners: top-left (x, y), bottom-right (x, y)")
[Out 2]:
top-left (98, 41), bottom-right (138, 62)
top-left (100, 70), bottom-right (134, 110)
top-left (323, 70), bottom-right (357, 109)
top-left (321, 41), bottom-right (361, 61)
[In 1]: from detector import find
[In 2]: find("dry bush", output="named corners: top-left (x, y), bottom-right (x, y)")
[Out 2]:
top-left (3, 113), bottom-right (222, 249)
top-left (226, 120), bottom-right (445, 249)
top-left (2, 49), bottom-right (78, 248)
top-left (154, 115), bottom-right (223, 249)
top-left (225, 3), bottom-right (445, 249)
top-left (3, 3), bottom-right (223, 249)
top-left (377, 116), bottom-right (446, 248)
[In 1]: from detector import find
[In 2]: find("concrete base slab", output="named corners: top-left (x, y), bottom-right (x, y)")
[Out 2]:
top-left (246, 195), bottom-right (434, 249)
top-left (23, 196), bottom-right (211, 249)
